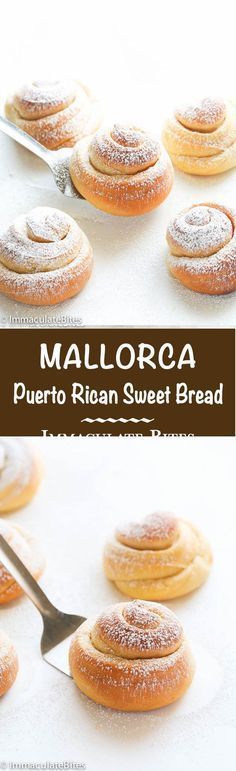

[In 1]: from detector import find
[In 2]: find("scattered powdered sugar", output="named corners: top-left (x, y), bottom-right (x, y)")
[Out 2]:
top-left (14, 81), bottom-right (77, 118)
top-left (0, 208), bottom-right (92, 303)
top-left (0, 207), bottom-right (83, 272)
top-left (167, 237), bottom-right (236, 285)
top-left (104, 518), bottom-right (212, 601)
top-left (71, 132), bottom-right (173, 206)
top-left (26, 208), bottom-right (70, 243)
top-left (89, 125), bottom-right (160, 175)
top-left (71, 607), bottom-right (194, 706)
top-left (92, 601), bottom-right (183, 658)
top-left (77, 644), bottom-right (191, 691)
top-left (6, 80), bottom-right (102, 150)
top-left (167, 205), bottom-right (233, 258)
top-left (176, 97), bottom-right (226, 131)
top-left (116, 512), bottom-right (179, 550)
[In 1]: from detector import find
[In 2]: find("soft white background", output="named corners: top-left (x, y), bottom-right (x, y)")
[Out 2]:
top-left (0, 0), bottom-right (236, 326)
top-left (0, 437), bottom-right (235, 770)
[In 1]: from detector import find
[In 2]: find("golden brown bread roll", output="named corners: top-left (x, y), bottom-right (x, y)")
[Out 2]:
top-left (0, 519), bottom-right (44, 604)
top-left (0, 631), bottom-right (18, 696)
top-left (166, 203), bottom-right (236, 294)
top-left (5, 79), bottom-right (102, 149)
top-left (162, 97), bottom-right (236, 175)
top-left (0, 206), bottom-right (93, 305)
top-left (70, 123), bottom-right (174, 216)
top-left (0, 438), bottom-right (41, 513)
top-left (69, 599), bottom-right (195, 711)
top-left (104, 512), bottom-right (212, 600)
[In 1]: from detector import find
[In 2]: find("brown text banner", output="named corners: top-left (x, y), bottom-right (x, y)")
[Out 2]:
top-left (0, 328), bottom-right (235, 437)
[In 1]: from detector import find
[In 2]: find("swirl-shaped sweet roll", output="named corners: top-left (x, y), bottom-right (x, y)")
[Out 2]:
top-left (0, 439), bottom-right (41, 514)
top-left (5, 80), bottom-right (102, 150)
top-left (70, 123), bottom-right (174, 216)
top-left (0, 519), bottom-right (44, 604)
top-left (162, 97), bottom-right (236, 175)
top-left (0, 206), bottom-right (93, 305)
top-left (104, 512), bottom-right (212, 600)
top-left (0, 631), bottom-right (18, 696)
top-left (166, 203), bottom-right (236, 294)
top-left (69, 600), bottom-right (195, 711)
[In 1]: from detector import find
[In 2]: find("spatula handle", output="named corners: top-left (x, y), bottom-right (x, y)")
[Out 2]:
top-left (0, 534), bottom-right (57, 619)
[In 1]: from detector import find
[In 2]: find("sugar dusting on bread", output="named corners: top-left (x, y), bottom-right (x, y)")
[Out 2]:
top-left (116, 512), bottom-right (179, 549)
top-left (69, 600), bottom-right (195, 707)
top-left (5, 80), bottom-right (102, 150)
top-left (167, 204), bottom-right (236, 287)
top-left (176, 97), bottom-right (226, 131)
top-left (167, 205), bottom-right (233, 258)
top-left (0, 208), bottom-right (92, 302)
top-left (92, 600), bottom-right (183, 656)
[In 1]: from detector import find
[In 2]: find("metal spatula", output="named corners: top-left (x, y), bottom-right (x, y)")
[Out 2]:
top-left (0, 534), bottom-right (86, 676)
top-left (0, 115), bottom-right (83, 199)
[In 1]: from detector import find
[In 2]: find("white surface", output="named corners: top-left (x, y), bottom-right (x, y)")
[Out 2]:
top-left (0, 0), bottom-right (236, 326)
top-left (0, 437), bottom-right (235, 770)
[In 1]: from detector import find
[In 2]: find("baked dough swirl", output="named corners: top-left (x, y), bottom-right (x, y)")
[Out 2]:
top-left (0, 519), bottom-right (44, 604)
top-left (0, 206), bottom-right (93, 305)
top-left (104, 512), bottom-right (212, 600)
top-left (69, 599), bottom-right (195, 711)
top-left (162, 97), bottom-right (236, 175)
top-left (5, 80), bottom-right (102, 149)
top-left (166, 203), bottom-right (236, 294)
top-left (70, 123), bottom-right (174, 215)
top-left (0, 438), bottom-right (41, 514)
top-left (0, 631), bottom-right (18, 696)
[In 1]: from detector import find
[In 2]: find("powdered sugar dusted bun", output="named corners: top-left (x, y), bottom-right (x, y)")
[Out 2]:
top-left (0, 519), bottom-right (44, 604)
top-left (166, 203), bottom-right (236, 295)
top-left (0, 631), bottom-right (18, 696)
top-left (104, 512), bottom-right (212, 600)
top-left (70, 123), bottom-right (174, 216)
top-left (0, 207), bottom-right (93, 305)
top-left (69, 600), bottom-right (195, 711)
top-left (162, 98), bottom-right (236, 175)
top-left (5, 80), bottom-right (102, 150)
top-left (0, 438), bottom-right (42, 514)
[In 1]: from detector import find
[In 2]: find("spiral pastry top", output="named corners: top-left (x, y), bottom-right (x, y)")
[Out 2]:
top-left (0, 519), bottom-right (44, 604)
top-left (70, 123), bottom-right (174, 216)
top-left (104, 512), bottom-right (212, 600)
top-left (0, 631), bottom-right (18, 697)
top-left (162, 97), bottom-right (236, 175)
top-left (166, 203), bottom-right (236, 295)
top-left (0, 438), bottom-right (41, 514)
top-left (0, 206), bottom-right (93, 305)
top-left (69, 599), bottom-right (195, 711)
top-left (5, 79), bottom-right (102, 149)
